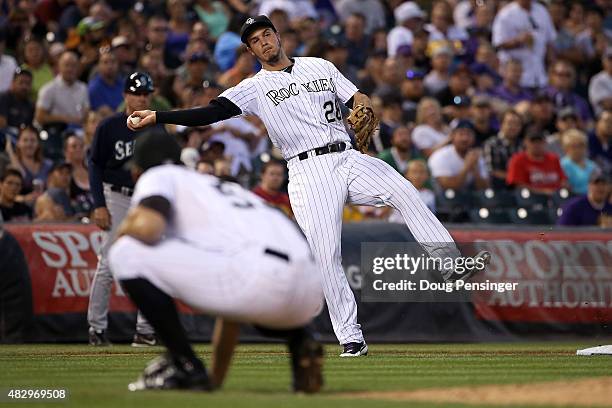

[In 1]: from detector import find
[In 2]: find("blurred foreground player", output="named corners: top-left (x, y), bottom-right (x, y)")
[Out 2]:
top-left (108, 129), bottom-right (324, 392)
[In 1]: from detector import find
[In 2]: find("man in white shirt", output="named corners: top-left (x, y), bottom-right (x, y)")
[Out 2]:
top-left (387, 2), bottom-right (426, 57)
top-left (492, 0), bottom-right (556, 88)
top-left (35, 51), bottom-right (90, 127)
top-left (589, 47), bottom-right (612, 116)
top-left (428, 120), bottom-right (489, 191)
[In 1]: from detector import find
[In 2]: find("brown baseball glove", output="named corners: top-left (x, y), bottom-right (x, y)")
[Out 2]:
top-left (347, 104), bottom-right (379, 153)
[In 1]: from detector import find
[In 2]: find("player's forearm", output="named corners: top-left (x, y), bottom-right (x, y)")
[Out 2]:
top-left (210, 318), bottom-right (240, 389)
top-left (156, 98), bottom-right (241, 127)
top-left (351, 92), bottom-right (372, 109)
top-left (116, 207), bottom-right (167, 245)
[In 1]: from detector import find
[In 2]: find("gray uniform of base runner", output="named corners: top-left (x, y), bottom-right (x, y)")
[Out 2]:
top-left (108, 165), bottom-right (323, 328)
top-left (220, 57), bottom-right (461, 345)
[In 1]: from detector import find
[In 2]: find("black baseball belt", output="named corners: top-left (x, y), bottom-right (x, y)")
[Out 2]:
top-left (109, 185), bottom-right (134, 197)
top-left (297, 141), bottom-right (348, 161)
top-left (264, 248), bottom-right (290, 262)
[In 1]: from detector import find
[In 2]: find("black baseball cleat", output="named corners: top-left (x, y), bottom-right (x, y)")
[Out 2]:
top-left (128, 354), bottom-right (212, 391)
top-left (446, 250), bottom-right (491, 283)
top-left (290, 336), bottom-right (324, 393)
top-left (131, 332), bottom-right (157, 347)
top-left (339, 342), bottom-right (368, 357)
top-left (88, 328), bottom-right (111, 347)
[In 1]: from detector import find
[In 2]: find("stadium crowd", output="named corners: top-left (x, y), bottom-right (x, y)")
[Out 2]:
top-left (0, 0), bottom-right (610, 227)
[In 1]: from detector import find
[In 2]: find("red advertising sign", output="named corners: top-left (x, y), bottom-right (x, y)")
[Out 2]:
top-left (453, 230), bottom-right (612, 323)
top-left (5, 224), bottom-right (195, 315)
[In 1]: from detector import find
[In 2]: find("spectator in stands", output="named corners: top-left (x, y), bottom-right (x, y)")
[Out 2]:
top-left (0, 168), bottom-right (31, 222)
top-left (0, 30), bottom-right (18, 93)
top-left (218, 44), bottom-right (256, 88)
top-left (389, 159), bottom-right (435, 223)
top-left (174, 52), bottom-right (216, 107)
top-left (506, 131), bottom-right (566, 195)
top-left (470, 95), bottom-right (498, 146)
top-left (88, 49), bottom-right (123, 112)
top-left (483, 109), bottom-right (523, 190)
top-left (491, 59), bottom-right (532, 106)
top-left (435, 63), bottom-right (472, 108)
top-left (589, 110), bottom-right (612, 175)
top-left (322, 38), bottom-right (359, 85)
top-left (20, 37), bottom-right (53, 98)
top-left (341, 13), bottom-right (369, 70)
top-left (492, 0), bottom-right (556, 89)
top-left (166, 0), bottom-right (191, 68)
top-left (111, 35), bottom-right (139, 77)
top-left (424, 45), bottom-right (452, 95)
top-left (252, 160), bottom-right (292, 217)
top-left (546, 107), bottom-right (579, 157)
top-left (196, 159), bottom-right (214, 175)
top-left (471, 63), bottom-right (499, 96)
top-left (412, 97), bottom-right (449, 157)
top-left (375, 91), bottom-right (403, 152)
top-left (525, 93), bottom-right (556, 138)
top-left (558, 172), bottom-right (611, 227)
top-left (57, 0), bottom-right (92, 42)
top-left (560, 129), bottom-right (598, 195)
top-left (387, 2), bottom-right (426, 57)
top-left (0, 68), bottom-right (34, 130)
top-left (213, 12), bottom-right (244, 72)
top-left (576, 5), bottom-right (608, 65)
top-left (454, 0), bottom-right (478, 30)
top-left (589, 47), bottom-right (612, 116)
top-left (35, 50), bottom-right (89, 128)
top-left (63, 133), bottom-right (92, 214)
top-left (5, 126), bottom-right (52, 202)
top-left (145, 15), bottom-right (173, 70)
top-left (426, 0), bottom-right (469, 44)
top-left (544, 60), bottom-right (592, 123)
top-left (335, 0), bottom-right (386, 35)
top-left (428, 120), bottom-right (489, 191)
top-left (547, 0), bottom-right (583, 66)
top-left (400, 69), bottom-right (426, 123)
top-left (194, 0), bottom-right (228, 40)
top-left (378, 126), bottom-right (423, 174)
top-left (83, 110), bottom-right (106, 152)
top-left (34, 162), bottom-right (76, 221)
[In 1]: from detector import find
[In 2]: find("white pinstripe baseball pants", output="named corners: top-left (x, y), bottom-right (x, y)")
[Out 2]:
top-left (287, 148), bottom-right (461, 344)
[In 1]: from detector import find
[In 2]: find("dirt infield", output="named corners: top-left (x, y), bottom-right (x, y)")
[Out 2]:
top-left (344, 377), bottom-right (612, 407)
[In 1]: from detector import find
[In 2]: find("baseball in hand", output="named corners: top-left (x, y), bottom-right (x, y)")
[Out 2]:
top-left (129, 115), bottom-right (141, 125)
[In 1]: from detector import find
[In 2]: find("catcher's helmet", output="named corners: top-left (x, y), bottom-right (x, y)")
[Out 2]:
top-left (124, 71), bottom-right (155, 94)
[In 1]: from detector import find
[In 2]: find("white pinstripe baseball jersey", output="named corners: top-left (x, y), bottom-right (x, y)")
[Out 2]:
top-left (220, 57), bottom-right (357, 159)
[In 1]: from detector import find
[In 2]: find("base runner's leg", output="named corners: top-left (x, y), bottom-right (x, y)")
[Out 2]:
top-left (287, 155), bottom-right (363, 345)
top-left (346, 152), bottom-right (461, 280)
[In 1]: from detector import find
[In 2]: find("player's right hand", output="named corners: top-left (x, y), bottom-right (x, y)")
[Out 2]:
top-left (127, 110), bottom-right (156, 131)
top-left (92, 207), bottom-right (112, 231)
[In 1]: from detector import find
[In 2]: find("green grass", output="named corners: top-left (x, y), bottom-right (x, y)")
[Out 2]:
top-left (1, 343), bottom-right (610, 408)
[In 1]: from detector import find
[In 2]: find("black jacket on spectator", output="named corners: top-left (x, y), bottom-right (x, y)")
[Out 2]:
top-left (0, 91), bottom-right (34, 128)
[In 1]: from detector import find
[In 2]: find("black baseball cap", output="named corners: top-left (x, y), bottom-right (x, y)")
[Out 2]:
top-left (240, 15), bottom-right (277, 44)
top-left (130, 129), bottom-right (182, 171)
top-left (453, 119), bottom-right (475, 132)
top-left (50, 161), bottom-right (72, 172)
top-left (124, 71), bottom-right (154, 94)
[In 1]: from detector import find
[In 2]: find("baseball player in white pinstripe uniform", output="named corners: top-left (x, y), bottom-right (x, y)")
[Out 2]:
top-left (128, 16), bottom-right (490, 357)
